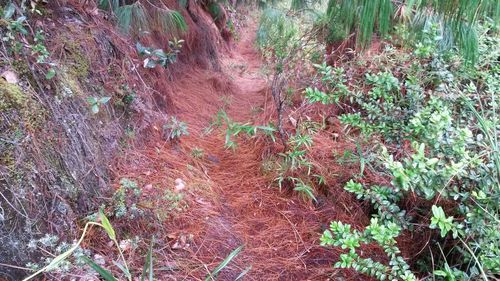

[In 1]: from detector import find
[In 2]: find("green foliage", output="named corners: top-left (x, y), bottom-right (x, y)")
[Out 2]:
top-left (82, 256), bottom-right (118, 281)
top-left (257, 8), bottom-right (299, 69)
top-left (136, 38), bottom-right (184, 68)
top-left (23, 209), bottom-right (157, 281)
top-left (1, 3), bottom-right (57, 79)
top-left (319, 0), bottom-right (499, 62)
top-left (23, 222), bottom-right (98, 281)
top-left (413, 23), bottom-right (442, 59)
top-left (304, 63), bottom-right (350, 104)
top-left (98, 0), bottom-right (120, 11)
top-left (344, 180), bottom-right (407, 225)
top-left (315, 16), bottom-right (499, 280)
top-left (290, 177), bottom-right (317, 202)
top-left (430, 205), bottom-right (462, 238)
top-left (87, 96), bottom-right (111, 114)
top-left (339, 70), bottom-right (417, 142)
top-left (407, 0), bottom-right (499, 62)
top-left (163, 116), bottom-right (189, 141)
top-left (113, 178), bottom-right (144, 219)
top-left (273, 131), bottom-right (319, 201)
top-left (141, 238), bottom-right (155, 281)
top-left (321, 0), bottom-right (393, 47)
top-left (32, 30), bottom-right (50, 63)
top-left (321, 219), bottom-right (417, 281)
top-left (205, 245), bottom-right (244, 281)
top-left (207, 110), bottom-right (276, 150)
top-left (207, 2), bottom-right (222, 20)
top-left (81, 234), bottom-right (156, 281)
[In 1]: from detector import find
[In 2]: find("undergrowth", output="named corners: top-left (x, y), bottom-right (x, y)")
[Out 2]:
top-left (328, 22), bottom-right (499, 281)
top-left (4, 0), bottom-right (499, 280)
top-left (258, 2), bottom-right (499, 280)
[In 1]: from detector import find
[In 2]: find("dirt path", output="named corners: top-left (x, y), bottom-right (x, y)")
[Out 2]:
top-left (120, 17), bottom-right (359, 280)
top-left (170, 19), bottom-right (344, 280)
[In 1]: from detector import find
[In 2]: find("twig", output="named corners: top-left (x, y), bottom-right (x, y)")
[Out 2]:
top-left (0, 262), bottom-right (33, 271)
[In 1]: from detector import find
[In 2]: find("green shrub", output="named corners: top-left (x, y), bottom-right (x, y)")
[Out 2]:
top-left (163, 116), bottom-right (189, 141)
top-left (136, 38), bottom-right (184, 69)
top-left (317, 19), bottom-right (499, 280)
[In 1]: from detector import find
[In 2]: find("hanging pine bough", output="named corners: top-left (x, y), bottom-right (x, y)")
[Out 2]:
top-left (407, 0), bottom-right (500, 63)
top-left (315, 0), bottom-right (500, 62)
top-left (97, 0), bottom-right (188, 37)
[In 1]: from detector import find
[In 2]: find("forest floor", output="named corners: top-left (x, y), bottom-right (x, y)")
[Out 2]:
top-left (115, 16), bottom-right (369, 280)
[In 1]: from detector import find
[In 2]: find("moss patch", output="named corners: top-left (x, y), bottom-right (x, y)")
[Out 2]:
top-left (0, 79), bottom-right (26, 111)
top-left (61, 36), bottom-right (91, 79)
top-left (57, 67), bottom-right (84, 98)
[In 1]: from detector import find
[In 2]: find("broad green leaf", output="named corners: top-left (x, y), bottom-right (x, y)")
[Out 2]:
top-left (91, 104), bottom-right (100, 114)
top-left (99, 97), bottom-right (111, 104)
top-left (87, 97), bottom-right (97, 104)
top-left (82, 256), bottom-right (117, 281)
top-left (136, 42), bottom-right (147, 55)
top-left (3, 3), bottom-right (15, 19)
top-left (144, 58), bottom-right (157, 68)
top-left (45, 68), bottom-right (56, 80)
top-left (434, 270), bottom-right (447, 277)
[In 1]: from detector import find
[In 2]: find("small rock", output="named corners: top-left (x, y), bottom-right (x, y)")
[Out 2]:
top-left (144, 184), bottom-right (153, 192)
top-left (195, 198), bottom-right (208, 205)
top-left (94, 254), bottom-right (105, 265)
top-left (207, 155), bottom-right (220, 163)
top-left (1, 70), bottom-right (19, 84)
top-left (161, 261), bottom-right (179, 271)
top-left (174, 178), bottom-right (185, 191)
top-left (119, 240), bottom-right (131, 252)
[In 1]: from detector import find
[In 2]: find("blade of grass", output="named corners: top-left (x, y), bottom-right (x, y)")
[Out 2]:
top-left (205, 245), bottom-right (244, 281)
top-left (355, 141), bottom-right (365, 175)
top-left (99, 210), bottom-right (116, 241)
top-left (141, 237), bottom-right (155, 281)
top-left (235, 266), bottom-right (252, 281)
top-left (82, 256), bottom-right (118, 281)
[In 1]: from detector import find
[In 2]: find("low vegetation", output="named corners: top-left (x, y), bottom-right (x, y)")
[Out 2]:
top-left (257, 1), bottom-right (499, 279)
top-left (1, 0), bottom-right (498, 280)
